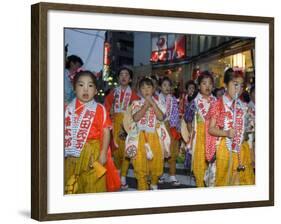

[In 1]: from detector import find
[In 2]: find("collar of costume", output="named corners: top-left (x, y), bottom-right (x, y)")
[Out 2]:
top-left (113, 86), bottom-right (132, 113)
top-left (195, 93), bottom-right (216, 121)
top-left (64, 98), bottom-right (98, 157)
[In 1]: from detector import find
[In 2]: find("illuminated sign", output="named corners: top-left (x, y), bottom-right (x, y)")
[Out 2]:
top-left (103, 42), bottom-right (110, 65)
top-left (150, 34), bottom-right (186, 62)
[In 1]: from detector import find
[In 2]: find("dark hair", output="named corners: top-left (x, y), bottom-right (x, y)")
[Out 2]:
top-left (224, 68), bottom-right (245, 85)
top-left (117, 67), bottom-right (133, 79)
top-left (139, 77), bottom-right (154, 89)
top-left (197, 70), bottom-right (214, 85)
top-left (73, 70), bottom-right (97, 89)
top-left (213, 87), bottom-right (225, 97)
top-left (150, 75), bottom-right (159, 85)
top-left (185, 80), bottom-right (197, 91)
top-left (224, 68), bottom-right (234, 84)
top-left (159, 76), bottom-right (172, 87)
top-left (241, 91), bottom-right (251, 103)
top-left (65, 55), bottom-right (84, 69)
top-left (150, 75), bottom-right (158, 81)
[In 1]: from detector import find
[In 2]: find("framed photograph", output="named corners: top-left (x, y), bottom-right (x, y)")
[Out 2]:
top-left (31, 2), bottom-right (274, 221)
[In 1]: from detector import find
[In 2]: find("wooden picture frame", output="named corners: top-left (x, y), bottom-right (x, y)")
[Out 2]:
top-left (31, 2), bottom-right (274, 221)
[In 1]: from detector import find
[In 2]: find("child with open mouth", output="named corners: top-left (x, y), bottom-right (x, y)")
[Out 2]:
top-left (64, 70), bottom-right (120, 194)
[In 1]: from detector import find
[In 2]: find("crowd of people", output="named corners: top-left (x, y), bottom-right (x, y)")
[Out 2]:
top-left (64, 54), bottom-right (255, 194)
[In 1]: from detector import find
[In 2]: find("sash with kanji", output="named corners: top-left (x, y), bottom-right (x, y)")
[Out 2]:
top-left (64, 98), bottom-right (97, 157)
top-left (191, 93), bottom-right (217, 162)
top-left (195, 93), bottom-right (216, 122)
top-left (113, 86), bottom-right (132, 113)
top-left (222, 95), bottom-right (246, 153)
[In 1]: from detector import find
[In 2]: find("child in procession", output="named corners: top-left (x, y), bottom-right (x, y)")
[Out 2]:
top-left (64, 70), bottom-right (117, 194)
top-left (158, 77), bottom-right (181, 186)
top-left (104, 67), bottom-right (139, 190)
top-left (208, 68), bottom-right (255, 186)
top-left (184, 71), bottom-right (216, 187)
top-left (125, 77), bottom-right (170, 190)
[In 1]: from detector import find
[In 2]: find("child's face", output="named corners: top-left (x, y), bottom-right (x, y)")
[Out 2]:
top-left (118, 69), bottom-right (131, 86)
top-left (226, 77), bottom-right (244, 100)
top-left (160, 80), bottom-right (171, 95)
top-left (187, 84), bottom-right (195, 96)
top-left (75, 75), bottom-right (97, 103)
top-left (199, 77), bottom-right (213, 97)
top-left (140, 83), bottom-right (154, 98)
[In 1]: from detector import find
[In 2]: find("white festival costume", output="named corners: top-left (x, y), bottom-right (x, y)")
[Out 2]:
top-left (125, 97), bottom-right (171, 159)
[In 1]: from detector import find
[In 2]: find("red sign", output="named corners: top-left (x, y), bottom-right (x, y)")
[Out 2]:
top-left (150, 34), bottom-right (186, 62)
top-left (104, 42), bottom-right (110, 65)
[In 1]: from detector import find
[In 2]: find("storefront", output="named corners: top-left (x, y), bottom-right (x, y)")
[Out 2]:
top-left (195, 47), bottom-right (255, 89)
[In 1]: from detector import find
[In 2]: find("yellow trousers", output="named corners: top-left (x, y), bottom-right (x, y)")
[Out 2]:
top-left (215, 138), bottom-right (255, 186)
top-left (192, 122), bottom-right (207, 187)
top-left (132, 131), bottom-right (164, 190)
top-left (64, 139), bottom-right (106, 194)
top-left (112, 113), bottom-right (130, 176)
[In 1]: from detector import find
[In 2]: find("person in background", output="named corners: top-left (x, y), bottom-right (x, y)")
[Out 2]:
top-left (179, 80), bottom-right (197, 118)
top-left (64, 55), bottom-right (83, 104)
top-left (184, 71), bottom-right (216, 187)
top-left (158, 77), bottom-right (181, 186)
top-left (246, 85), bottom-right (255, 171)
top-left (104, 67), bottom-right (139, 190)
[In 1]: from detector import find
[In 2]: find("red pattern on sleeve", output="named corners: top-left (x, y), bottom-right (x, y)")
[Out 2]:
top-left (209, 100), bottom-right (219, 121)
top-left (208, 98), bottom-right (225, 128)
top-left (205, 98), bottom-right (225, 162)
